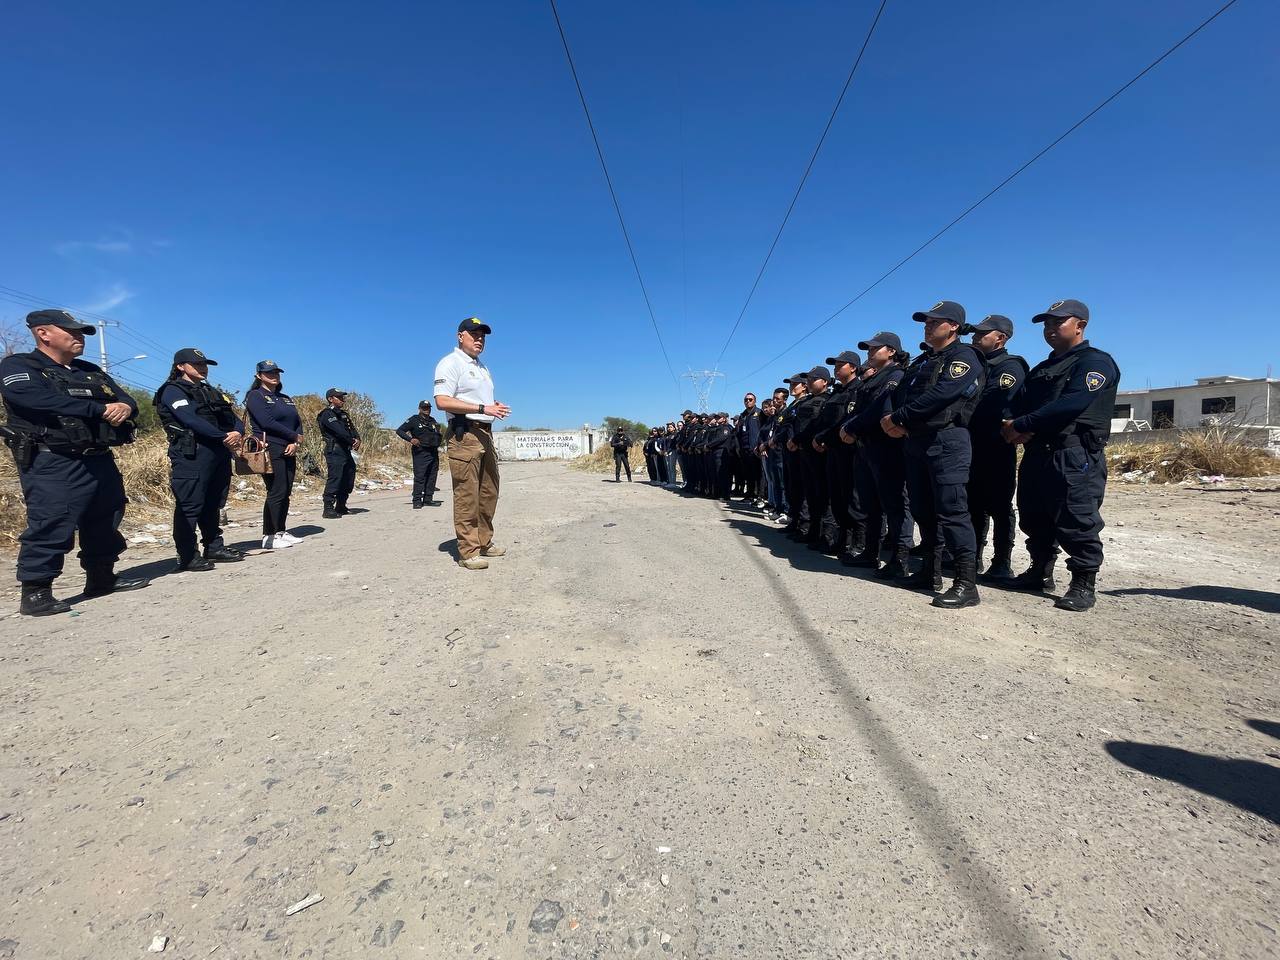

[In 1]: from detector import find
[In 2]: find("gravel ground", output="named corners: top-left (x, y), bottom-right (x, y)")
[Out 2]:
top-left (0, 462), bottom-right (1276, 959)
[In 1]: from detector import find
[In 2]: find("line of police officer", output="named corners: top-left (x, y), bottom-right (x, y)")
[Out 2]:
top-left (661, 298), bottom-right (1119, 613)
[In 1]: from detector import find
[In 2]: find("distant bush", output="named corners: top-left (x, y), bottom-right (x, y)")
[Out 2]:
top-left (1108, 425), bottom-right (1276, 483)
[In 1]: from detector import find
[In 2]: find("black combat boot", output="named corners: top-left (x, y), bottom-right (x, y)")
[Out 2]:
top-left (897, 553), bottom-right (942, 592)
top-left (322, 502), bottom-right (341, 519)
top-left (83, 567), bottom-right (150, 598)
top-left (980, 547), bottom-right (1015, 582)
top-left (1006, 557), bottom-right (1057, 593)
top-left (1054, 571), bottom-right (1097, 612)
top-left (843, 537), bottom-right (881, 569)
top-left (20, 581), bottom-right (71, 617)
top-left (875, 547), bottom-right (909, 579)
top-left (933, 559), bottom-right (981, 609)
top-left (176, 556), bottom-right (216, 572)
top-left (204, 546), bottom-right (245, 563)
top-left (336, 503), bottom-right (351, 515)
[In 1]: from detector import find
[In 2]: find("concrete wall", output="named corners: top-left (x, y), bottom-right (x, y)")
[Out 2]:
top-left (1116, 380), bottom-right (1276, 429)
top-left (492, 429), bottom-right (594, 461)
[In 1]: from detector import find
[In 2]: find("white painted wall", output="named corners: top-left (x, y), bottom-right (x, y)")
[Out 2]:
top-left (491, 430), bottom-right (594, 461)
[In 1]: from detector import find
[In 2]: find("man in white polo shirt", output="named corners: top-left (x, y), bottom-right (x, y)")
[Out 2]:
top-left (434, 317), bottom-right (512, 570)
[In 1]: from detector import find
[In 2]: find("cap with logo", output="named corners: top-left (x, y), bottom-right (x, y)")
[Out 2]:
top-left (1032, 299), bottom-right (1089, 324)
top-left (174, 347), bottom-right (217, 365)
top-left (971, 315), bottom-right (1013, 337)
top-left (912, 300), bottom-right (966, 325)
top-left (783, 371), bottom-right (809, 385)
top-left (806, 365), bottom-right (832, 383)
top-left (458, 317), bottom-right (492, 334)
top-left (858, 331), bottom-right (902, 353)
top-left (26, 309), bottom-right (96, 334)
top-left (325, 387), bottom-right (348, 399)
top-left (256, 360), bottom-right (284, 374)
top-left (419, 399), bottom-right (432, 408)
top-left (825, 350), bottom-right (861, 368)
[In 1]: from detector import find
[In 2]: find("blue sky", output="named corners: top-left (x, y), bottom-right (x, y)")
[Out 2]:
top-left (1, 0), bottom-right (1274, 428)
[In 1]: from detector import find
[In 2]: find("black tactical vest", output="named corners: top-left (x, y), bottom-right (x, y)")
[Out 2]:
top-left (154, 378), bottom-right (238, 440)
top-left (5, 361), bottom-right (135, 450)
top-left (1019, 346), bottom-right (1120, 447)
top-left (901, 342), bottom-right (988, 430)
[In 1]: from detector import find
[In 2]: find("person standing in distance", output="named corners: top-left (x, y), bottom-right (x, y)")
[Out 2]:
top-left (882, 301), bottom-right (986, 609)
top-left (245, 360), bottom-right (305, 550)
top-left (396, 400), bottom-right (443, 508)
top-left (434, 317), bottom-right (510, 570)
top-left (154, 348), bottom-right (246, 572)
top-left (0, 310), bottom-right (150, 615)
top-left (966, 316), bottom-right (1028, 581)
top-left (317, 388), bottom-right (361, 519)
top-left (1002, 299), bottom-right (1119, 612)
top-left (610, 426), bottom-right (633, 482)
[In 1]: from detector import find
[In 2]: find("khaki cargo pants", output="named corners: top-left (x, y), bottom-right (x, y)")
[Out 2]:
top-left (447, 425), bottom-right (500, 560)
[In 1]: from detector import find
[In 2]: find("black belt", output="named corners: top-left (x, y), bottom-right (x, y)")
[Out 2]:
top-left (36, 443), bottom-right (111, 457)
top-left (470, 421), bottom-right (492, 432)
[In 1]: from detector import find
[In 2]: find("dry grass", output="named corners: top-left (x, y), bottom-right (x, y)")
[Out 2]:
top-left (570, 443), bottom-right (648, 475)
top-left (1108, 425), bottom-right (1276, 483)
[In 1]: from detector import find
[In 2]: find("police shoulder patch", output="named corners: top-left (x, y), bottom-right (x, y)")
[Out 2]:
top-left (1085, 371), bottom-right (1107, 392)
top-left (998, 372), bottom-right (1017, 389)
top-left (948, 360), bottom-right (971, 379)
top-left (886, 379), bottom-right (898, 389)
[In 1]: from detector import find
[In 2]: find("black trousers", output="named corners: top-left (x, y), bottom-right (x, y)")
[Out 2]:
top-left (824, 446), bottom-right (861, 542)
top-left (170, 444), bottom-right (232, 562)
top-left (905, 427), bottom-right (976, 568)
top-left (800, 449), bottom-right (829, 540)
top-left (864, 441), bottom-right (912, 552)
top-left (16, 449), bottom-right (127, 584)
top-left (261, 444), bottom-right (297, 535)
top-left (1018, 443), bottom-right (1108, 573)
top-left (324, 447), bottom-right (356, 509)
top-left (614, 450), bottom-right (631, 481)
top-left (712, 449), bottom-right (731, 497)
top-left (739, 454), bottom-right (759, 498)
top-left (783, 450), bottom-right (805, 521)
top-left (969, 440), bottom-right (1017, 558)
top-left (412, 447), bottom-right (440, 504)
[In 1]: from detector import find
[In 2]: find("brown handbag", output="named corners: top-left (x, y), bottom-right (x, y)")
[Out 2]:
top-left (234, 407), bottom-right (274, 476)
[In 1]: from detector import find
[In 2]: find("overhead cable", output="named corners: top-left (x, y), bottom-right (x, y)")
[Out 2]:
top-left (732, 0), bottom-right (1241, 384)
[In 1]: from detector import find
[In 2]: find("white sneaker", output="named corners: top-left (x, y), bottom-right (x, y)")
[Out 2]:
top-left (277, 531), bottom-right (304, 545)
top-left (776, 513), bottom-right (791, 525)
top-left (262, 534), bottom-right (293, 550)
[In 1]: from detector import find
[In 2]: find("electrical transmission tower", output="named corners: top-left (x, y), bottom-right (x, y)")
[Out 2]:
top-left (681, 369), bottom-right (725, 413)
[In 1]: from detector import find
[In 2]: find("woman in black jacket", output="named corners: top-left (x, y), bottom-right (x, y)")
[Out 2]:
top-left (244, 360), bottom-right (305, 550)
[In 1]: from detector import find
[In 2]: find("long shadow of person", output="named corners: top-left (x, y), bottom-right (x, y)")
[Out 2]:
top-left (1246, 718), bottom-right (1280, 741)
top-left (1102, 585), bottom-right (1280, 615)
top-left (1105, 740), bottom-right (1280, 825)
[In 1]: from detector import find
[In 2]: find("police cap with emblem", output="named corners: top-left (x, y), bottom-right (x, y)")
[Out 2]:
top-left (256, 360), bottom-right (284, 374)
top-left (806, 365), bottom-right (832, 383)
top-left (912, 300), bottom-right (966, 325)
top-left (971, 315), bottom-right (1013, 337)
top-left (26, 309), bottom-right (96, 334)
top-left (419, 399), bottom-right (432, 409)
top-left (458, 317), bottom-right (492, 334)
top-left (174, 347), bottom-right (217, 365)
top-left (825, 350), bottom-right (861, 368)
top-left (858, 331), bottom-right (902, 353)
top-left (783, 371), bottom-right (809, 385)
top-left (1032, 299), bottom-right (1089, 324)
top-left (325, 387), bottom-right (348, 399)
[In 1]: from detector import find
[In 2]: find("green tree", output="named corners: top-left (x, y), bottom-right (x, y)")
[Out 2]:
top-left (602, 416), bottom-right (649, 440)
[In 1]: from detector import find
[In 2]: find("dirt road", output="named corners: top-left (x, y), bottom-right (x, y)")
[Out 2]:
top-left (1, 463), bottom-right (1276, 959)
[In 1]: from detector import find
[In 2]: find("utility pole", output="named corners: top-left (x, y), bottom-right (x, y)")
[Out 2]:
top-left (680, 369), bottom-right (725, 413)
top-left (95, 319), bottom-right (121, 369)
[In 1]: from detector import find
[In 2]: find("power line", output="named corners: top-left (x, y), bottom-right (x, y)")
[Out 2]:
top-left (0, 284), bottom-right (175, 358)
top-left (731, 0), bottom-right (1241, 385)
top-left (712, 0), bottom-right (890, 370)
top-left (547, 0), bottom-right (680, 392)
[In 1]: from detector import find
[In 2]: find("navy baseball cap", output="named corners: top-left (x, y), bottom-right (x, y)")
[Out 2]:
top-left (858, 331), bottom-right (902, 353)
top-left (825, 350), bottom-right (861, 368)
top-left (912, 300), bottom-right (966, 325)
top-left (972, 315), bottom-right (1013, 337)
top-left (26, 309), bottom-right (96, 334)
top-left (256, 360), bottom-right (283, 374)
top-left (174, 347), bottom-right (216, 365)
top-left (1032, 299), bottom-right (1089, 324)
top-left (806, 365), bottom-right (832, 382)
top-left (419, 399), bottom-right (432, 408)
top-left (458, 317), bottom-right (492, 334)
top-left (325, 387), bottom-right (348, 399)
top-left (783, 371), bottom-right (809, 384)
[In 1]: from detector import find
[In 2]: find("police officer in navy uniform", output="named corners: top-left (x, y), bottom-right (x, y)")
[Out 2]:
top-left (317, 387), bottom-right (361, 518)
top-left (396, 400), bottom-right (443, 508)
top-left (815, 351), bottom-right (863, 558)
top-left (966, 316), bottom-right (1028, 581)
top-left (0, 310), bottom-right (150, 616)
top-left (154, 348), bottom-right (247, 571)
top-left (735, 394), bottom-right (762, 501)
top-left (1002, 299), bottom-right (1119, 612)
top-left (882, 300), bottom-right (986, 609)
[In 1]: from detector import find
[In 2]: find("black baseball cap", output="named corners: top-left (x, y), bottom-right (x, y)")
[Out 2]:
top-left (173, 347), bottom-right (217, 365)
top-left (325, 387), bottom-right (348, 399)
top-left (806, 365), bottom-right (832, 383)
top-left (972, 315), bottom-right (1013, 337)
top-left (419, 399), bottom-right (432, 408)
top-left (783, 371), bottom-right (809, 385)
top-left (826, 350), bottom-right (861, 368)
top-left (912, 300), bottom-right (966, 325)
top-left (1032, 299), bottom-right (1089, 324)
top-left (256, 360), bottom-right (284, 374)
top-left (458, 316), bottom-right (492, 334)
top-left (26, 309), bottom-right (95, 334)
top-left (858, 331), bottom-right (902, 352)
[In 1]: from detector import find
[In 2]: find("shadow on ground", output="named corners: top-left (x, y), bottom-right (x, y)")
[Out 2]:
top-left (1103, 585), bottom-right (1280, 615)
top-left (1105, 740), bottom-right (1280, 825)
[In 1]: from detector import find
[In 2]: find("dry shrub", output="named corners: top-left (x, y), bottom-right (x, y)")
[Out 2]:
top-left (291, 392), bottom-right (412, 478)
top-left (0, 454), bottom-right (24, 548)
top-left (570, 442), bottom-right (648, 475)
top-left (1108, 425), bottom-right (1276, 483)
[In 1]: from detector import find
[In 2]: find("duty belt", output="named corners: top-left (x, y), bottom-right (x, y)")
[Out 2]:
top-left (36, 443), bottom-right (111, 457)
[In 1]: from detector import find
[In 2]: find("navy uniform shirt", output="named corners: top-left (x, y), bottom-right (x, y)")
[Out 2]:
top-left (1011, 341), bottom-right (1120, 440)
top-left (889, 340), bottom-right (984, 433)
top-left (397, 413), bottom-right (441, 450)
top-left (245, 386), bottom-right (302, 445)
top-left (1, 349), bottom-right (138, 431)
top-left (969, 349), bottom-right (1027, 443)
top-left (158, 381), bottom-right (244, 446)
top-left (317, 406), bottom-right (360, 449)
